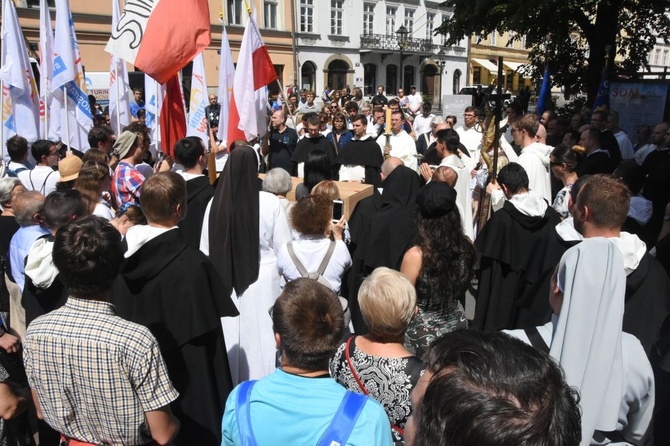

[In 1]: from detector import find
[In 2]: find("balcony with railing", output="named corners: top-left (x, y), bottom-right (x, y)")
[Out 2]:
top-left (360, 33), bottom-right (437, 54)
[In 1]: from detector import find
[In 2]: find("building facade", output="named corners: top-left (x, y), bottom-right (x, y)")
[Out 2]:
top-left (648, 15), bottom-right (670, 77)
top-left (294, 0), bottom-right (469, 109)
top-left (468, 31), bottom-right (533, 94)
top-left (7, 0), bottom-right (297, 98)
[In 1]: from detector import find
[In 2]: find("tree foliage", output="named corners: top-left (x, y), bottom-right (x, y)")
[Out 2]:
top-left (436, 0), bottom-right (670, 106)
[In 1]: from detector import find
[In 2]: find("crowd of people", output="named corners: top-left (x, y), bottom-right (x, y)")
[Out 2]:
top-left (0, 82), bottom-right (668, 446)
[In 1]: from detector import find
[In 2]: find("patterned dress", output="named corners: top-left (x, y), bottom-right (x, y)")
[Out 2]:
top-left (330, 337), bottom-right (424, 444)
top-left (404, 271), bottom-right (468, 359)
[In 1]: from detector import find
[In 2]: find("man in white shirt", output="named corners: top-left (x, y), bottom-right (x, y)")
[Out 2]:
top-left (455, 106), bottom-right (483, 159)
top-left (5, 135), bottom-right (32, 177)
top-left (633, 125), bottom-right (654, 165)
top-left (368, 107), bottom-right (385, 137)
top-left (413, 102), bottom-right (436, 138)
top-left (18, 140), bottom-right (60, 195)
top-left (297, 90), bottom-right (321, 114)
top-left (378, 110), bottom-right (418, 171)
top-left (636, 122), bottom-right (667, 166)
top-left (608, 111), bottom-right (634, 159)
top-left (407, 85), bottom-right (423, 117)
top-left (435, 129), bottom-right (474, 239)
top-left (490, 114), bottom-right (551, 207)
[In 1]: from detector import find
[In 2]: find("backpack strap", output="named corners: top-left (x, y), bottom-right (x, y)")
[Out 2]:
top-left (287, 241), bottom-right (336, 278)
top-left (235, 380), bottom-right (258, 446)
top-left (524, 327), bottom-right (550, 354)
top-left (316, 241), bottom-right (337, 276)
top-left (316, 391), bottom-right (367, 446)
top-left (286, 243), bottom-right (310, 277)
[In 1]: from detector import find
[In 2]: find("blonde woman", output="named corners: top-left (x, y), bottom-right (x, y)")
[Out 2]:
top-left (330, 267), bottom-right (423, 444)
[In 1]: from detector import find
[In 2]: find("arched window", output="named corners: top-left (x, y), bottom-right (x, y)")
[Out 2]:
top-left (364, 64), bottom-right (377, 96)
top-left (453, 69), bottom-right (462, 94)
top-left (403, 66), bottom-right (415, 93)
top-left (386, 64), bottom-right (397, 95)
top-left (421, 64), bottom-right (437, 98)
top-left (301, 61), bottom-right (316, 91)
top-left (327, 60), bottom-right (349, 90)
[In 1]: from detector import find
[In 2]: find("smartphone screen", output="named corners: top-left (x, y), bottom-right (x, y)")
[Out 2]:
top-left (332, 200), bottom-right (343, 221)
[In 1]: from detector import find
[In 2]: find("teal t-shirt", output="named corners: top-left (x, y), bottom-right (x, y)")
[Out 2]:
top-left (222, 369), bottom-right (393, 446)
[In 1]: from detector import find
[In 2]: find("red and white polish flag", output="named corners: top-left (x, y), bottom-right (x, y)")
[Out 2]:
top-left (227, 10), bottom-right (277, 144)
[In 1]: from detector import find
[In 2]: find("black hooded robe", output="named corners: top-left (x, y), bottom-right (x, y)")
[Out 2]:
top-left (346, 166), bottom-right (420, 333)
top-left (112, 229), bottom-right (238, 446)
top-left (178, 176), bottom-right (214, 248)
top-left (473, 201), bottom-right (561, 331)
top-left (335, 138), bottom-right (385, 189)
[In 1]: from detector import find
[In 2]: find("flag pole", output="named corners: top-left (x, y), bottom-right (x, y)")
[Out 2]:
top-left (63, 85), bottom-right (70, 148)
top-left (44, 87), bottom-right (49, 138)
top-left (114, 63), bottom-right (121, 135)
top-left (155, 78), bottom-right (160, 154)
top-left (275, 78), bottom-right (296, 129)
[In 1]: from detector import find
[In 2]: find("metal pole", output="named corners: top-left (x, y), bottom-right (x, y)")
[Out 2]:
top-left (492, 56), bottom-right (503, 180)
top-left (114, 63), bottom-right (121, 135)
top-left (44, 86), bottom-right (49, 139)
top-left (63, 85), bottom-right (70, 148)
top-left (290, 0), bottom-right (299, 87)
top-left (399, 47), bottom-right (404, 94)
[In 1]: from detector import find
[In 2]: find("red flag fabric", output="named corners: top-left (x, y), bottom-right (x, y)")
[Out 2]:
top-left (106, 0), bottom-right (211, 84)
top-left (159, 75), bottom-right (186, 156)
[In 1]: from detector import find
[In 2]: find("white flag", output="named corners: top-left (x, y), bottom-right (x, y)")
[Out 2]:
top-left (109, 0), bottom-right (131, 136)
top-left (0, 0), bottom-right (40, 161)
top-left (53, 0), bottom-right (93, 150)
top-left (39, 0), bottom-right (55, 139)
top-left (216, 26), bottom-right (234, 144)
top-left (186, 52), bottom-right (208, 144)
top-left (144, 73), bottom-right (165, 154)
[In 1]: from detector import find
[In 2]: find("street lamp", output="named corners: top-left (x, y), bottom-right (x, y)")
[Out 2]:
top-left (436, 48), bottom-right (447, 110)
top-left (396, 25), bottom-right (409, 93)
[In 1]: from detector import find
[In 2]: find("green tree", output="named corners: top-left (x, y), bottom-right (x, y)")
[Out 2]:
top-left (436, 0), bottom-right (670, 106)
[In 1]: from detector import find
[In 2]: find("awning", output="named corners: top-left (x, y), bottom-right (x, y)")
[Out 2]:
top-left (502, 61), bottom-right (523, 71)
top-left (472, 58), bottom-right (498, 73)
top-left (503, 60), bottom-right (533, 78)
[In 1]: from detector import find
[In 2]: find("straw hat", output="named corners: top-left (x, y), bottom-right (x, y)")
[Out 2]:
top-left (58, 156), bottom-right (83, 182)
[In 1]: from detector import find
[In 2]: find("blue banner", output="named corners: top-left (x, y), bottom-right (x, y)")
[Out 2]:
top-left (592, 67), bottom-right (609, 112)
top-left (536, 65), bottom-right (551, 117)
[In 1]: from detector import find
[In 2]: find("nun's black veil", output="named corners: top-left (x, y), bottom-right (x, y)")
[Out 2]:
top-left (208, 146), bottom-right (260, 297)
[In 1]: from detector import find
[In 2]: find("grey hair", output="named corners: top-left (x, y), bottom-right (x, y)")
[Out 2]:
top-left (430, 116), bottom-right (446, 128)
top-left (13, 191), bottom-right (45, 226)
top-left (262, 168), bottom-right (293, 196)
top-left (0, 177), bottom-right (22, 207)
